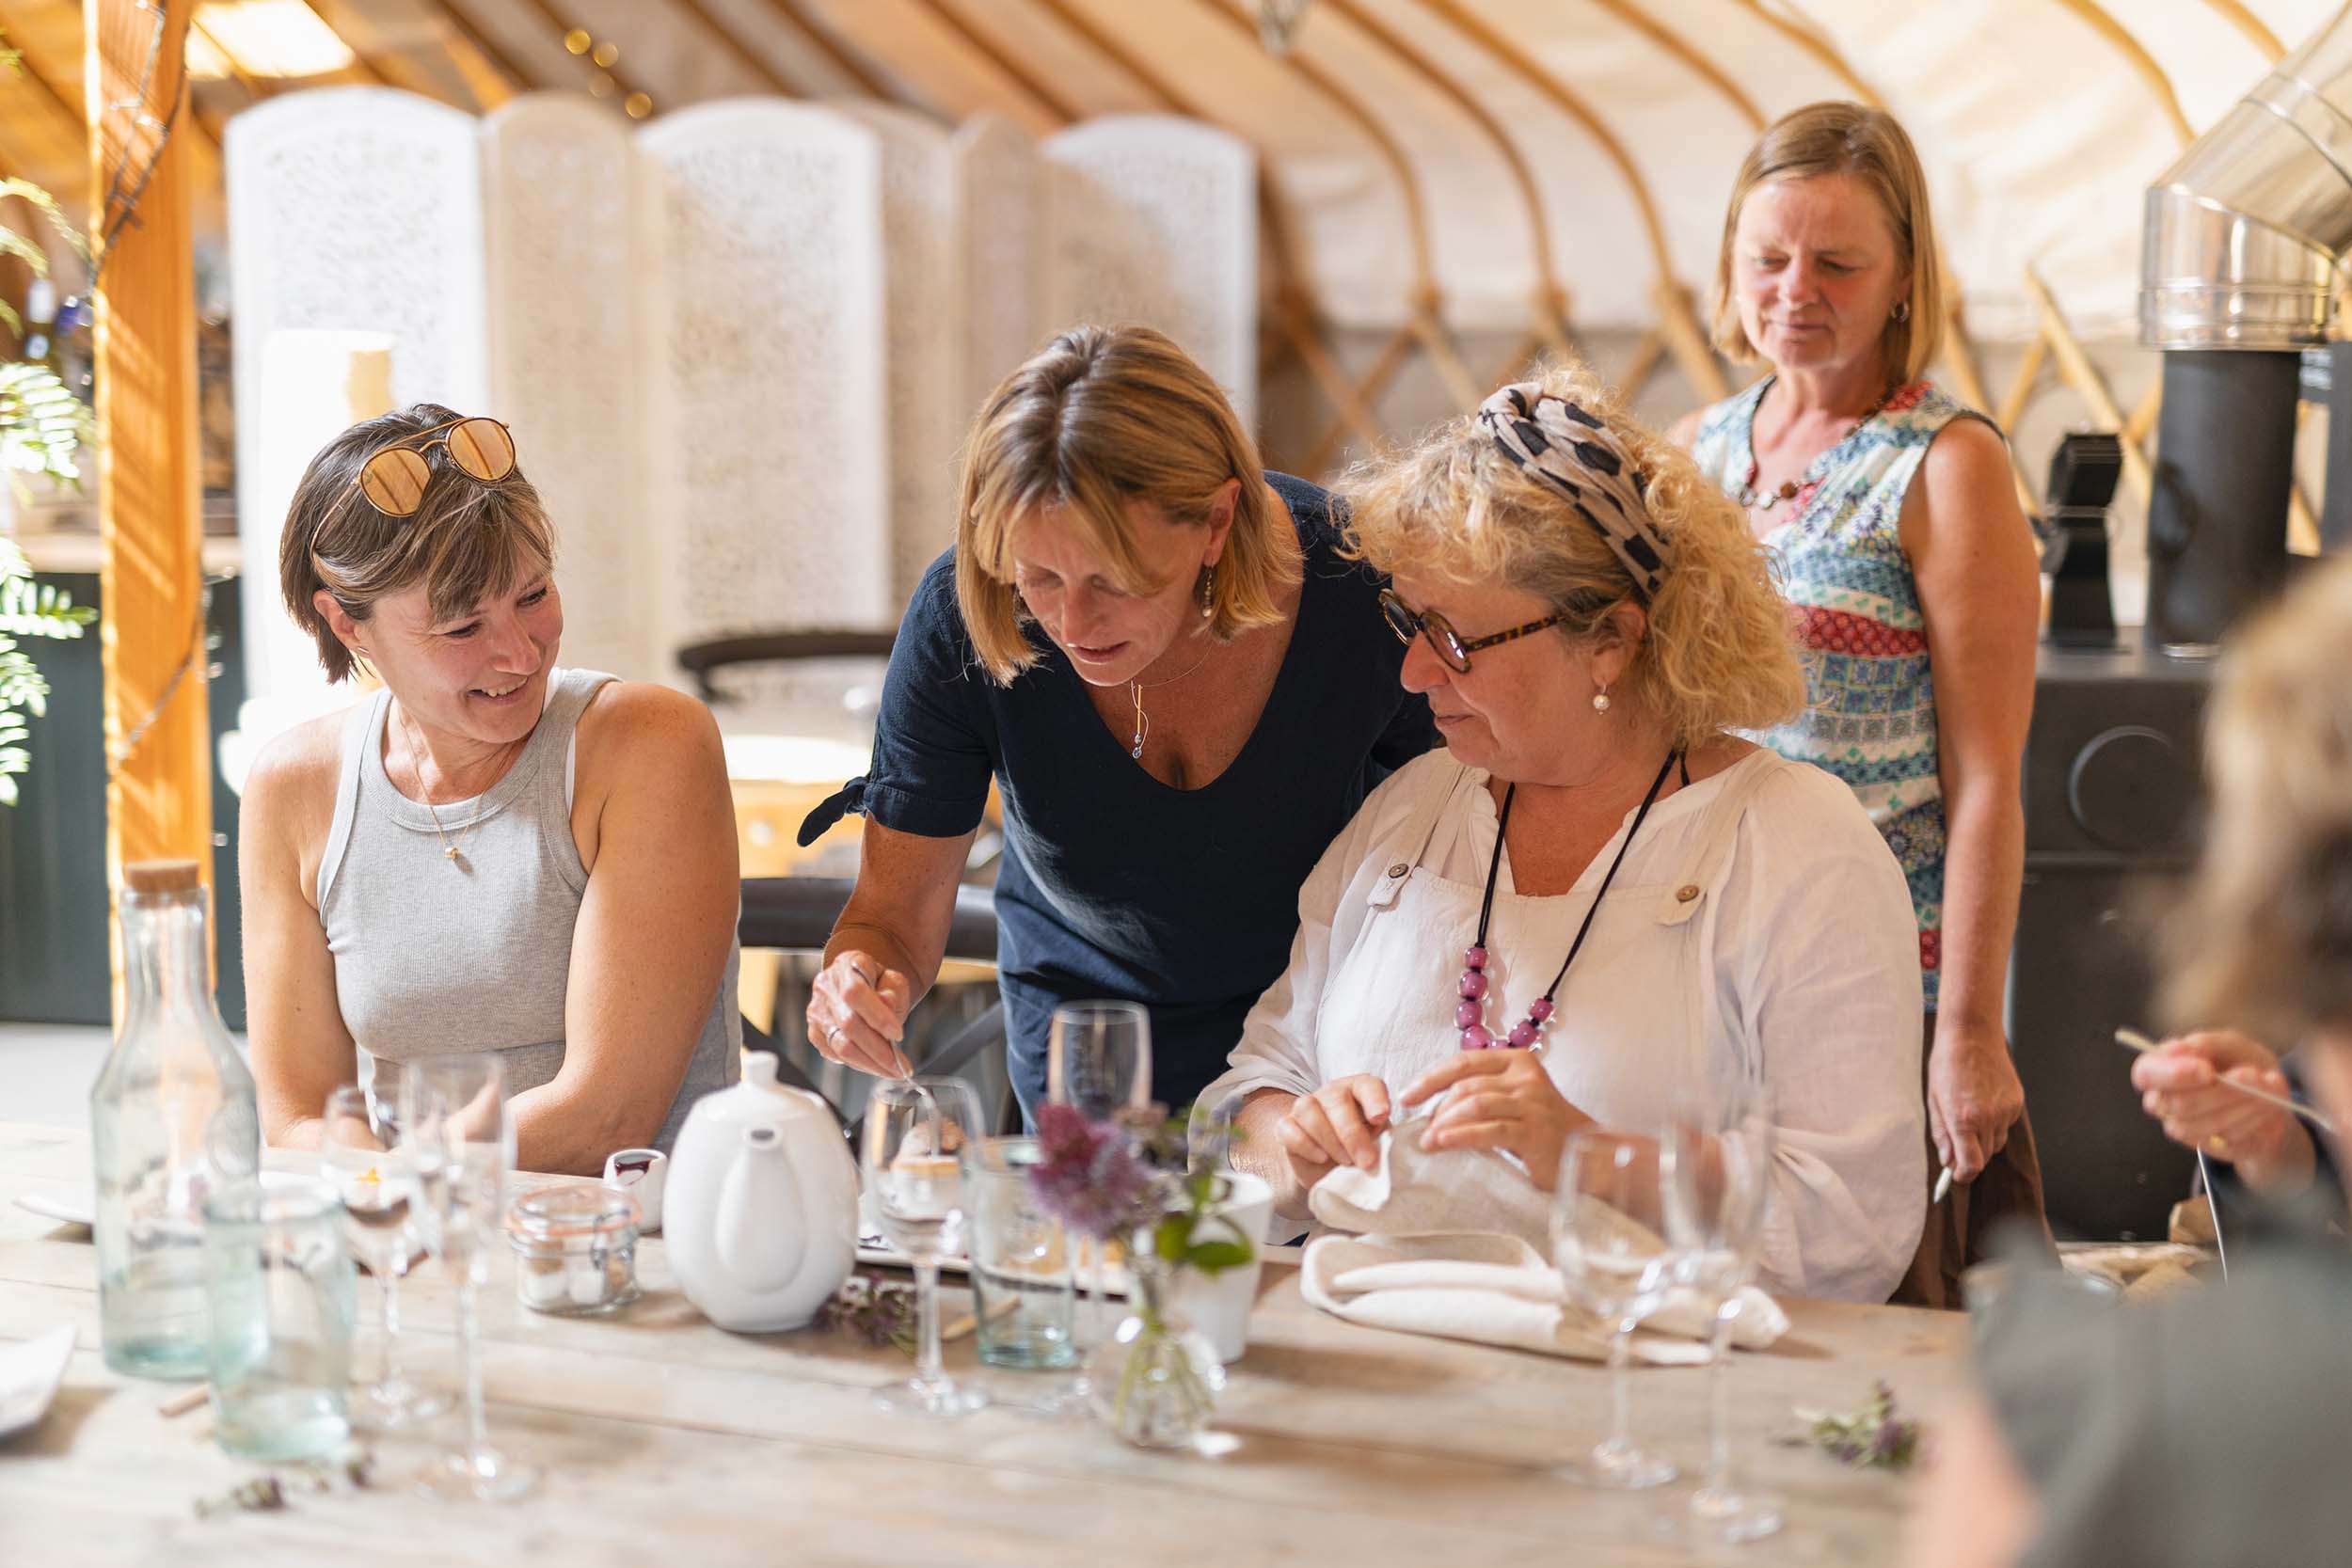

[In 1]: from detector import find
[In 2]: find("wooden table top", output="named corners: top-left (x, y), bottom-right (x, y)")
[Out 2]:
top-left (0, 1121), bottom-right (1967, 1566)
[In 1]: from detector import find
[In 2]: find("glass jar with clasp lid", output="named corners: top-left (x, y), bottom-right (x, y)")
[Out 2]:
top-left (506, 1186), bottom-right (641, 1315)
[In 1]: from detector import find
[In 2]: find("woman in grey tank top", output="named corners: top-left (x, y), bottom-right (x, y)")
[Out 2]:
top-left (239, 404), bottom-right (739, 1172)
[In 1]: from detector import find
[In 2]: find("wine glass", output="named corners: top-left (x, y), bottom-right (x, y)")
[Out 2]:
top-left (1662, 1071), bottom-right (1783, 1542)
top-left (1047, 1001), bottom-right (1152, 1384)
top-left (1552, 1128), bottom-right (1681, 1489)
top-left (320, 1085), bottom-right (444, 1430)
top-left (405, 1053), bottom-right (538, 1501)
top-left (864, 1076), bottom-right (989, 1418)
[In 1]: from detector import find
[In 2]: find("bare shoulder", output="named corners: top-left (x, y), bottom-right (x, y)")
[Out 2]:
top-left (242, 706), bottom-right (356, 833)
top-left (1905, 415), bottom-right (2033, 556)
top-left (574, 679), bottom-right (725, 784)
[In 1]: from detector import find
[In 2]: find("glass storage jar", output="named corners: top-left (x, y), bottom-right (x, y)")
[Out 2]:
top-left (507, 1186), bottom-right (641, 1315)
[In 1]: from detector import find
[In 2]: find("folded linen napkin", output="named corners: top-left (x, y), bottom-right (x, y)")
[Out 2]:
top-left (1300, 1115), bottom-right (1787, 1362)
top-left (1299, 1229), bottom-right (1788, 1363)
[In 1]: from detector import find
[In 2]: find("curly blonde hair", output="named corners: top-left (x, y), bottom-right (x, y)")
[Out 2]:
top-left (955, 325), bottom-right (1300, 686)
top-left (2165, 556), bottom-right (2352, 1044)
top-left (1338, 361), bottom-right (1804, 752)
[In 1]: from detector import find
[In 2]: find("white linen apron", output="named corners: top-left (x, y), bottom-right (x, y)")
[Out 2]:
top-left (1308, 757), bottom-right (1767, 1140)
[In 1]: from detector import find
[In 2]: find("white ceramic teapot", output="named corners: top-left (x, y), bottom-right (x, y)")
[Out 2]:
top-left (663, 1053), bottom-right (859, 1332)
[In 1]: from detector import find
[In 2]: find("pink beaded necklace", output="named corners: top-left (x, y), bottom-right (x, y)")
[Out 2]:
top-left (1455, 749), bottom-right (1683, 1051)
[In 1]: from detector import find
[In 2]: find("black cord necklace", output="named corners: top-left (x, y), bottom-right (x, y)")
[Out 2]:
top-left (1454, 749), bottom-right (1684, 1050)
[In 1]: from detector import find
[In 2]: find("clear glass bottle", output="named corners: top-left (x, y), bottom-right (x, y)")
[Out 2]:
top-left (90, 860), bottom-right (261, 1379)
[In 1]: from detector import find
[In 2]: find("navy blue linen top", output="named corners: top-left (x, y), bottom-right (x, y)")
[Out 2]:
top-left (812, 473), bottom-right (1438, 1117)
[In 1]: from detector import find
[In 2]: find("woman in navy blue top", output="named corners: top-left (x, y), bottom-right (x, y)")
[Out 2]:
top-left (801, 325), bottom-right (1436, 1117)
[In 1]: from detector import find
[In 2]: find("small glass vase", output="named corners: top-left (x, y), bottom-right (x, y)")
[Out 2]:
top-left (1086, 1250), bottom-right (1224, 1449)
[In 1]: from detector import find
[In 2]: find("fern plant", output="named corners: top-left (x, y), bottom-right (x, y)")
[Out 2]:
top-left (0, 537), bottom-right (94, 804)
top-left (0, 33), bottom-right (98, 804)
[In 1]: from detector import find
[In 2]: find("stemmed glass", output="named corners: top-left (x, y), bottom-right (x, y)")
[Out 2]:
top-left (865, 1076), bottom-right (990, 1417)
top-left (320, 1085), bottom-right (444, 1430)
top-left (1662, 1071), bottom-right (1783, 1543)
top-left (1047, 1001), bottom-right (1152, 1389)
top-left (405, 1053), bottom-right (538, 1501)
top-left (1552, 1128), bottom-right (1682, 1489)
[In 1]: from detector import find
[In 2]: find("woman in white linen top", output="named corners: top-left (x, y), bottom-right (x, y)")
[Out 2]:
top-left (1204, 366), bottom-right (1927, 1304)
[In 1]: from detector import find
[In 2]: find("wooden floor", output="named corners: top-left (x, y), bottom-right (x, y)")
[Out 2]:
top-left (0, 1122), bottom-right (1970, 1566)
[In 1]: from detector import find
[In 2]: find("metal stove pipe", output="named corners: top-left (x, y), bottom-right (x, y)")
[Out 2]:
top-left (2140, 6), bottom-right (2352, 648)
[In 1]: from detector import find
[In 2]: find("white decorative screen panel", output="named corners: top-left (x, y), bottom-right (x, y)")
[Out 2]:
top-left (636, 102), bottom-right (893, 670)
top-left (1044, 116), bottom-right (1258, 426)
top-left (483, 94), bottom-right (651, 682)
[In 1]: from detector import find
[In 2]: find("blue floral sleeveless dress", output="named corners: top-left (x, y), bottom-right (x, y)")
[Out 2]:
top-left (1690, 378), bottom-right (1994, 1011)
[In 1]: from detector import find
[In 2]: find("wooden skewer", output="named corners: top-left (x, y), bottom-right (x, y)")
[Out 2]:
top-left (157, 1386), bottom-right (208, 1418)
top-left (2115, 1028), bottom-right (2340, 1136)
top-left (940, 1294), bottom-right (1022, 1343)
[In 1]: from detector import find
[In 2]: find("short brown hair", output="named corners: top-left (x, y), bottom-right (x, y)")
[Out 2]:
top-left (1711, 102), bottom-right (1946, 386)
top-left (278, 404), bottom-right (555, 684)
top-left (1339, 361), bottom-right (1805, 753)
top-left (954, 325), bottom-right (1299, 685)
top-left (2165, 558), bottom-right (2352, 1044)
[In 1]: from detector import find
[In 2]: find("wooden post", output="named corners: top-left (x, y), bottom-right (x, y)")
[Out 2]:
top-left (87, 0), bottom-right (211, 940)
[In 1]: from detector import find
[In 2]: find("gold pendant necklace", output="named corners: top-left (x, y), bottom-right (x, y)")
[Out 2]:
top-left (400, 707), bottom-right (487, 867)
top-left (1127, 638), bottom-right (1216, 760)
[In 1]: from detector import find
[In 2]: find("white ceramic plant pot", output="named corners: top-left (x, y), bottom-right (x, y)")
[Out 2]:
top-left (1169, 1170), bottom-right (1274, 1364)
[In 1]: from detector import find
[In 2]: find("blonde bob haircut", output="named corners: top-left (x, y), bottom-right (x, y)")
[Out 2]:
top-left (1340, 361), bottom-right (1804, 754)
top-left (2164, 555), bottom-right (2352, 1047)
top-left (278, 402), bottom-right (556, 685)
top-left (1712, 101), bottom-right (1947, 388)
top-left (956, 325), bottom-right (1300, 685)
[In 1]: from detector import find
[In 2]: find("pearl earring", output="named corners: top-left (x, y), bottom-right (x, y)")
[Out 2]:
top-left (1592, 689), bottom-right (1612, 714)
top-left (1199, 563), bottom-right (1216, 620)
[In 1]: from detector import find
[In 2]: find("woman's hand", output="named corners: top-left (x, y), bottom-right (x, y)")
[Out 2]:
top-left (806, 949), bottom-right (916, 1078)
top-left (1929, 1022), bottom-right (2026, 1184)
top-left (1401, 1051), bottom-right (1594, 1192)
top-left (2131, 1029), bottom-right (2315, 1195)
top-left (1276, 1074), bottom-right (1394, 1193)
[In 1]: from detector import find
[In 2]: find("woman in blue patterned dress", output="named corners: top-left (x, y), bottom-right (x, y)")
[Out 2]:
top-left (1674, 102), bottom-right (2050, 1305)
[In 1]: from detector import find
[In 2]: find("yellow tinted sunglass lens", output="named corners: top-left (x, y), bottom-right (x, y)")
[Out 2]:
top-left (358, 447), bottom-right (433, 515)
top-left (447, 419), bottom-right (516, 483)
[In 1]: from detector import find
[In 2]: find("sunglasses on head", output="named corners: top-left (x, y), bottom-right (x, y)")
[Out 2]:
top-left (349, 416), bottom-right (517, 517)
top-left (1377, 587), bottom-right (1570, 675)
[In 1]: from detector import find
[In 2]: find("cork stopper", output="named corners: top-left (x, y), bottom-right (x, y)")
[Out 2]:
top-left (123, 860), bottom-right (202, 894)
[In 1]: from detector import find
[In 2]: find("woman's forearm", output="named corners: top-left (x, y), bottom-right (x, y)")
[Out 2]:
top-left (1933, 780), bottom-right (2026, 1044)
top-left (1234, 1088), bottom-right (1310, 1218)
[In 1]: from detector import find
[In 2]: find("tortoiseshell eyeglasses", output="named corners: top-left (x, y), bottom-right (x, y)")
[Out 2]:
top-left (1377, 588), bottom-right (1570, 675)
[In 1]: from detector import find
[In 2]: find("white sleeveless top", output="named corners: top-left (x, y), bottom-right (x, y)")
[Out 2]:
top-left (316, 668), bottom-right (739, 1152)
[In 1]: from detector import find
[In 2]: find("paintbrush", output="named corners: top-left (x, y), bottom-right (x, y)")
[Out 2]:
top-left (2115, 1028), bottom-right (2339, 1137)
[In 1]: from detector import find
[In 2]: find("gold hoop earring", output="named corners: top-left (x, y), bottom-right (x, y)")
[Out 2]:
top-left (1891, 300), bottom-right (1912, 323)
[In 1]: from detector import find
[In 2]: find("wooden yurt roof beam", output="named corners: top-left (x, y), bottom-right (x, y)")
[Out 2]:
top-left (2054, 0), bottom-right (2193, 144)
top-left (662, 0), bottom-right (798, 98)
top-left (1311, 0), bottom-right (1575, 368)
top-left (1411, 0), bottom-right (1724, 401)
top-left (913, 0), bottom-right (1081, 127)
top-left (0, 0), bottom-right (223, 170)
top-left (758, 0), bottom-right (898, 103)
top-left (419, 0), bottom-right (541, 95)
top-left (1588, 0), bottom-right (1763, 131)
top-left (1726, 0), bottom-right (1882, 107)
top-left (2202, 0), bottom-right (2285, 60)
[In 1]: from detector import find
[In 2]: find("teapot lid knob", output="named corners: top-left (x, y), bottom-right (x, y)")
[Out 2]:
top-left (741, 1052), bottom-right (780, 1090)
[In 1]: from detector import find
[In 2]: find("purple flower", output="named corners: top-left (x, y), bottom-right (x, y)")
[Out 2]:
top-left (1029, 1102), bottom-right (1160, 1242)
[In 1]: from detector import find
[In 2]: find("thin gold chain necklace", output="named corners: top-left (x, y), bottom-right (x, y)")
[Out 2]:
top-left (1127, 637), bottom-right (1216, 760)
top-left (399, 708), bottom-right (496, 866)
